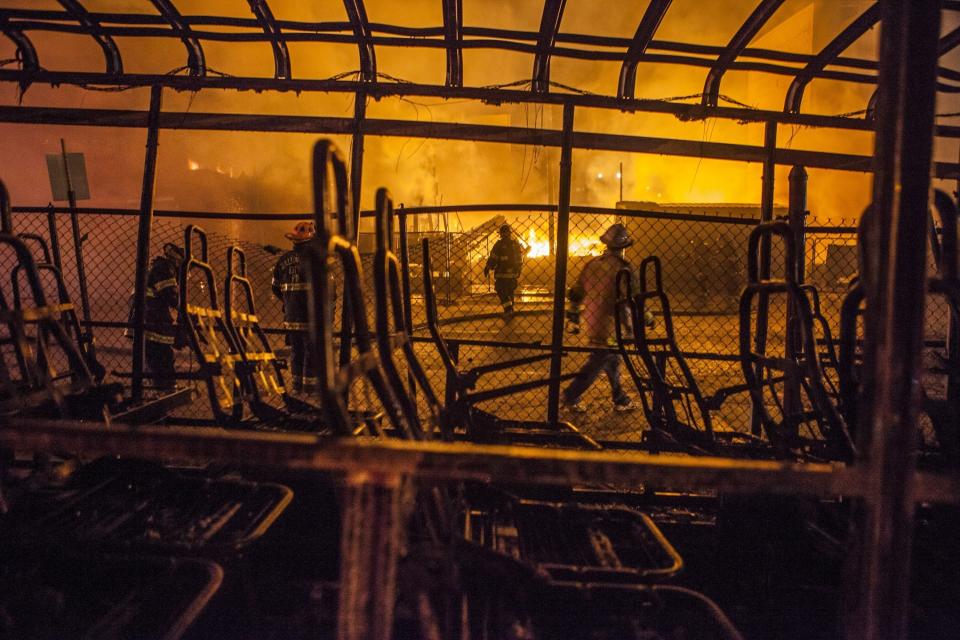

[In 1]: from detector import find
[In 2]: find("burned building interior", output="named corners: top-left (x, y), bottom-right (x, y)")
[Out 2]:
top-left (1, 0), bottom-right (960, 638)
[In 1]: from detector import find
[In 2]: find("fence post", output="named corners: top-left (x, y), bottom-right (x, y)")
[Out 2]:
top-left (843, 2), bottom-right (940, 638)
top-left (783, 164), bottom-right (808, 417)
top-left (751, 120), bottom-right (777, 436)
top-left (547, 103), bottom-right (574, 426)
top-left (0, 181), bottom-right (10, 233)
top-left (350, 90), bottom-right (366, 242)
top-left (131, 85), bottom-right (163, 402)
top-left (397, 205), bottom-right (417, 398)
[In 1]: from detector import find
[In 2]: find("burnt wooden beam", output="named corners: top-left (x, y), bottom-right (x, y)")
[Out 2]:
top-left (702, 0), bottom-right (787, 107)
top-left (617, 0), bottom-right (672, 99)
top-left (784, 3), bottom-right (880, 114)
top-left (531, 0), bottom-right (567, 93)
top-left (1, 419), bottom-right (959, 504)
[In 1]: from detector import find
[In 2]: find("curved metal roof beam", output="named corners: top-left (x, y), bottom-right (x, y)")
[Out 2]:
top-left (342, 0), bottom-right (376, 82)
top-left (57, 0), bottom-right (122, 74)
top-left (866, 23), bottom-right (960, 121)
top-left (531, 0), bottom-right (566, 93)
top-left (940, 26), bottom-right (960, 56)
top-left (441, 0), bottom-right (462, 87)
top-left (784, 3), bottom-right (879, 114)
top-left (0, 12), bottom-right (38, 92)
top-left (702, 0), bottom-right (786, 107)
top-left (247, 0), bottom-right (290, 79)
top-left (0, 14), bottom-right (38, 72)
top-left (617, 0), bottom-right (672, 100)
top-left (148, 0), bottom-right (205, 76)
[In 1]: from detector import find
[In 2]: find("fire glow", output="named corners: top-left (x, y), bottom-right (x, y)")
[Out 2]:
top-left (526, 229), bottom-right (603, 259)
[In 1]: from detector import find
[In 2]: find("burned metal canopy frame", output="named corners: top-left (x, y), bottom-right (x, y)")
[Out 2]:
top-left (0, 0), bottom-right (958, 117)
top-left (0, 3), bottom-right (958, 640)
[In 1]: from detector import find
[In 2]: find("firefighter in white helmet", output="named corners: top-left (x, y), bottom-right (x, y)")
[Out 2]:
top-left (562, 223), bottom-right (653, 413)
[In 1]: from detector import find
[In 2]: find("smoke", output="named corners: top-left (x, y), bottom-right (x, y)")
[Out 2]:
top-left (0, 0), bottom-right (956, 230)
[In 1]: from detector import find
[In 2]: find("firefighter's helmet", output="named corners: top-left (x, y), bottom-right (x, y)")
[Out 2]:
top-left (162, 242), bottom-right (184, 265)
top-left (499, 223), bottom-right (512, 237)
top-left (599, 223), bottom-right (633, 249)
top-left (285, 221), bottom-right (316, 243)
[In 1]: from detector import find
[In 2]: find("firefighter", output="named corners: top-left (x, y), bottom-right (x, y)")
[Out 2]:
top-left (144, 242), bottom-right (184, 393)
top-left (272, 221), bottom-right (316, 393)
top-left (484, 223), bottom-right (527, 319)
top-left (562, 223), bottom-right (653, 413)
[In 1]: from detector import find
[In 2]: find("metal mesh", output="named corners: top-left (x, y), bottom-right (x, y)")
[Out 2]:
top-left (6, 206), bottom-right (916, 447)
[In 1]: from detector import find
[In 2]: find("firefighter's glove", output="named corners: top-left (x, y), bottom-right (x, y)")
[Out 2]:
top-left (565, 308), bottom-right (581, 334)
top-left (566, 285), bottom-right (585, 335)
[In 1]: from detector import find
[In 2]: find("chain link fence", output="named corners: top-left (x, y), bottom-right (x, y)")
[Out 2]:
top-left (6, 204), bottom-right (949, 447)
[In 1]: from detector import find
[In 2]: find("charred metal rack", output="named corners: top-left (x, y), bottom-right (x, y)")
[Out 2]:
top-left (0, 1), bottom-right (959, 639)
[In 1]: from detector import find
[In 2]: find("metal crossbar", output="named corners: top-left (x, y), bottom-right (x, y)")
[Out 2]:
top-left (2, 0), bottom-right (959, 125)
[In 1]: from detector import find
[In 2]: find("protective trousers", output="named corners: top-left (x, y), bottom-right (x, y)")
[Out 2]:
top-left (494, 277), bottom-right (518, 315)
top-left (562, 350), bottom-right (629, 405)
top-left (145, 340), bottom-right (176, 392)
top-left (289, 332), bottom-right (317, 393)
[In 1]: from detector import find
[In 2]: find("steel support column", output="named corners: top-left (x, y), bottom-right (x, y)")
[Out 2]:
top-left (337, 472), bottom-right (402, 640)
top-left (783, 164), bottom-right (808, 417)
top-left (845, 2), bottom-right (942, 639)
top-left (131, 85), bottom-right (163, 401)
top-left (350, 91), bottom-right (366, 240)
top-left (398, 205), bottom-right (417, 398)
top-left (547, 104), bottom-right (574, 426)
top-left (751, 120), bottom-right (777, 435)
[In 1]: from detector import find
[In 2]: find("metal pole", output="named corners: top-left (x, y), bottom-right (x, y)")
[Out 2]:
top-left (397, 205), bottom-right (417, 398)
top-left (131, 85), bottom-right (163, 401)
top-left (751, 120), bottom-right (777, 435)
top-left (350, 91), bottom-right (366, 241)
top-left (0, 180), bottom-right (11, 233)
top-left (60, 139), bottom-right (96, 360)
top-left (45, 203), bottom-right (64, 274)
top-left (547, 103), bottom-right (574, 426)
top-left (844, 2), bottom-right (941, 639)
top-left (788, 165), bottom-right (808, 283)
top-left (783, 164), bottom-right (808, 416)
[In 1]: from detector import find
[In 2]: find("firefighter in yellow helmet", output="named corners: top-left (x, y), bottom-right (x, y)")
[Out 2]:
top-left (272, 221), bottom-right (316, 392)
